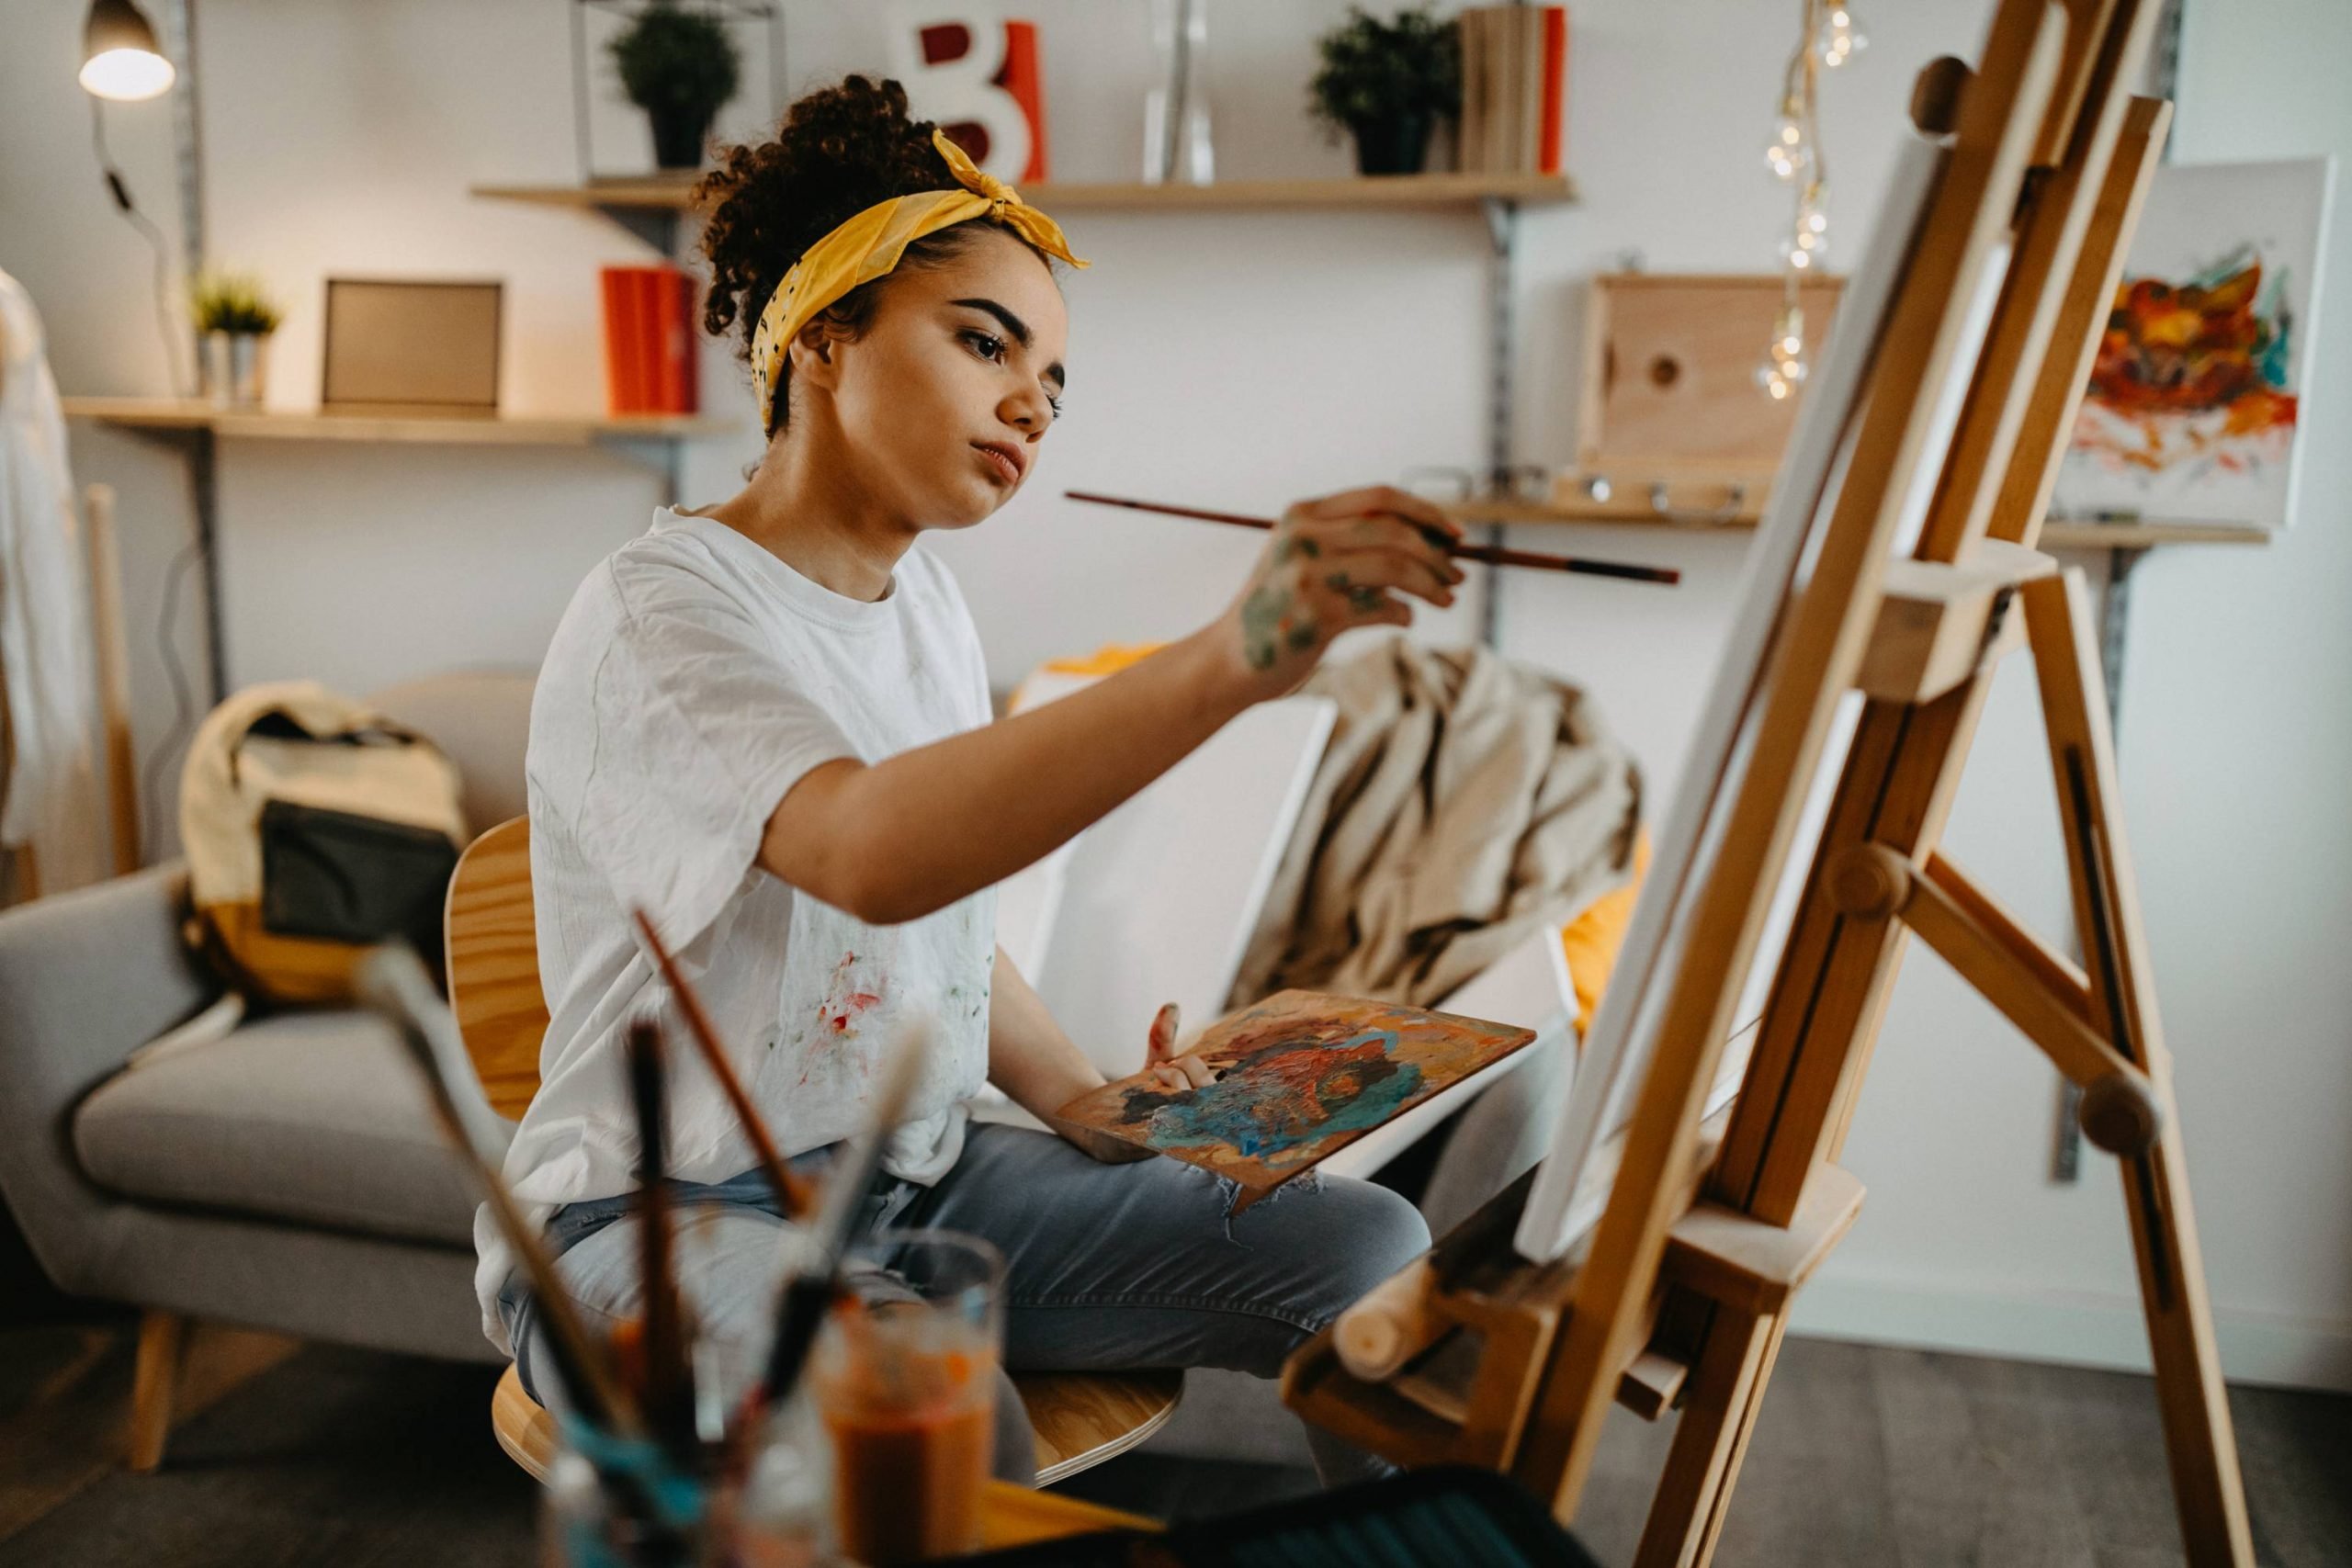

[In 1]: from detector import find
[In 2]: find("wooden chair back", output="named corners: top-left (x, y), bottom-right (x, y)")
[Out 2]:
top-left (444, 815), bottom-right (547, 1120)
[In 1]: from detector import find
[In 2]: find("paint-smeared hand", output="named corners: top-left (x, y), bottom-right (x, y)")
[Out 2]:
top-left (1138, 1001), bottom-right (1215, 1094)
top-left (1214, 486), bottom-right (1464, 699)
top-left (1045, 1002), bottom-right (1214, 1164)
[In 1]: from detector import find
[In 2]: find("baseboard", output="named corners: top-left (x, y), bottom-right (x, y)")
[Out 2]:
top-left (1788, 1269), bottom-right (2352, 1393)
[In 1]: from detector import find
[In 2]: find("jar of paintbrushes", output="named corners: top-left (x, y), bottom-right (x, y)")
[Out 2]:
top-left (356, 944), bottom-right (957, 1568)
top-left (540, 1371), bottom-right (834, 1567)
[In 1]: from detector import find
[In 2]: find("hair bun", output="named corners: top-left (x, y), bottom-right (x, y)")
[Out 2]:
top-left (695, 75), bottom-right (951, 373)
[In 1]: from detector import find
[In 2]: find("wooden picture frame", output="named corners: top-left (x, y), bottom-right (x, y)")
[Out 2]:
top-left (321, 278), bottom-right (503, 417)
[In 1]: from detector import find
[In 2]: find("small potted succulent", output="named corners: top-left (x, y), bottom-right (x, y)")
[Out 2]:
top-left (1309, 6), bottom-right (1462, 176)
top-left (609, 0), bottom-right (742, 171)
top-left (188, 270), bottom-right (283, 408)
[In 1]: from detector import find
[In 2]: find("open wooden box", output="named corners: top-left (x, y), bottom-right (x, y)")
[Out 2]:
top-left (1548, 272), bottom-right (1846, 527)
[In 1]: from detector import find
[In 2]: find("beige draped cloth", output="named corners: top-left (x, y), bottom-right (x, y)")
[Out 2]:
top-left (1229, 639), bottom-right (1642, 1011)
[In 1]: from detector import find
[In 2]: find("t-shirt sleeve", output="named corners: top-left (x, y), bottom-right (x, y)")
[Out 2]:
top-left (547, 559), bottom-right (859, 948)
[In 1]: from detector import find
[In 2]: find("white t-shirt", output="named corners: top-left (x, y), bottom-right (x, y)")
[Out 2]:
top-left (473, 506), bottom-right (998, 1349)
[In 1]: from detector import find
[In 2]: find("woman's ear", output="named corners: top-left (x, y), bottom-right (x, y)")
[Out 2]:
top-left (790, 321), bottom-right (844, 395)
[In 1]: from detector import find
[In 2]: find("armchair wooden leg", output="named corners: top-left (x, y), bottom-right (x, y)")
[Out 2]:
top-left (128, 1310), bottom-right (187, 1472)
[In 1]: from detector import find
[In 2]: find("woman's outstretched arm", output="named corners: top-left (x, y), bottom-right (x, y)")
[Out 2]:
top-left (756, 486), bottom-right (1462, 924)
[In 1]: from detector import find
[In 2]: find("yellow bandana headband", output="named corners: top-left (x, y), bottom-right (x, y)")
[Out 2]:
top-left (751, 128), bottom-right (1088, 431)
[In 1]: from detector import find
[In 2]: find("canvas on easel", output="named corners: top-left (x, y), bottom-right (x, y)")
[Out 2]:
top-left (1284, 3), bottom-right (2256, 1562)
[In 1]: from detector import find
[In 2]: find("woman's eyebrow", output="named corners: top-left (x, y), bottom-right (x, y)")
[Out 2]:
top-left (952, 297), bottom-right (1032, 347)
top-left (953, 296), bottom-right (1064, 391)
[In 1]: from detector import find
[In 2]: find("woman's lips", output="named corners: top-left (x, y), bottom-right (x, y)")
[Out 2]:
top-left (973, 442), bottom-right (1023, 487)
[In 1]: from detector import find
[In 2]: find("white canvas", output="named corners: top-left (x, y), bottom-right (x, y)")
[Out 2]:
top-left (1001, 674), bottom-right (1337, 1077)
top-left (2052, 156), bottom-right (2335, 530)
top-left (1514, 137), bottom-right (1962, 1262)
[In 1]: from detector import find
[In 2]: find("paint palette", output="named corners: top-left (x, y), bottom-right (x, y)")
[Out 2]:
top-left (1056, 990), bottom-right (1537, 1208)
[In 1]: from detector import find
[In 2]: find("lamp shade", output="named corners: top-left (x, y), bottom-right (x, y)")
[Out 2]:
top-left (80, 0), bottom-right (176, 101)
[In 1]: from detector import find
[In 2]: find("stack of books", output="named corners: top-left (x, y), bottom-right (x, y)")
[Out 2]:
top-left (599, 265), bottom-right (698, 416)
top-left (1458, 6), bottom-right (1569, 176)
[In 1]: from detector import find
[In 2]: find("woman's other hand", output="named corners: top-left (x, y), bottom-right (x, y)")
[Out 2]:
top-left (1212, 485), bottom-right (1464, 700)
top-left (1135, 1002), bottom-right (1214, 1095)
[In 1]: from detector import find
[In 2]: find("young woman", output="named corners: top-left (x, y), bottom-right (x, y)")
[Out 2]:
top-left (481, 76), bottom-right (1466, 1485)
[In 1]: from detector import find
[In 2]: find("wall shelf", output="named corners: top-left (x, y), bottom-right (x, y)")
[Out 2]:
top-left (1445, 499), bottom-right (2273, 552)
top-left (63, 397), bottom-right (734, 702)
top-left (62, 398), bottom-right (733, 447)
top-left (470, 170), bottom-right (1577, 226)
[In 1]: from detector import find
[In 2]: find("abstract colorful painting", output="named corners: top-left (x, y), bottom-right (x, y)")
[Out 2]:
top-left (2053, 157), bottom-right (2334, 530)
top-left (1056, 990), bottom-right (1535, 1204)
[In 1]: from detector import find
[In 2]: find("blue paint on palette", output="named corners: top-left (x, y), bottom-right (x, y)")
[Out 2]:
top-left (1115, 1027), bottom-right (1428, 1174)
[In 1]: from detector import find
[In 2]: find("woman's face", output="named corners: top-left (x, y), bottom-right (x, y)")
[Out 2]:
top-left (802, 226), bottom-right (1069, 531)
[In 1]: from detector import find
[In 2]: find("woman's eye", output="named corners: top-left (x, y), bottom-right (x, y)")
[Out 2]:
top-left (963, 330), bottom-right (1006, 362)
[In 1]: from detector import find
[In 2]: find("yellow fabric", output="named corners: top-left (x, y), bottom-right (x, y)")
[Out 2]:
top-left (752, 128), bottom-right (1089, 431)
top-left (1562, 828), bottom-right (1650, 1040)
top-left (1041, 642), bottom-right (1165, 679)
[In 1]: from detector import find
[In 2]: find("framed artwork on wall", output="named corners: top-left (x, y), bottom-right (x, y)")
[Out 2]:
top-left (2052, 156), bottom-right (2335, 531)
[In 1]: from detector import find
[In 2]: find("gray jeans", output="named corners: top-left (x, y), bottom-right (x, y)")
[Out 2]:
top-left (500, 1122), bottom-right (1432, 1487)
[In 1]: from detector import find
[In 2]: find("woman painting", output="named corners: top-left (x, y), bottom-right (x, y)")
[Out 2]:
top-left (483, 76), bottom-right (1464, 1485)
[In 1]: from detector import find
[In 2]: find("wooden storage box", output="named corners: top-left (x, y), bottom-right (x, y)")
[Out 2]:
top-left (1555, 272), bottom-right (1845, 526)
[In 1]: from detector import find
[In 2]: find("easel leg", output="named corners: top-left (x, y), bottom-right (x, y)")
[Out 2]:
top-left (1633, 1306), bottom-right (1785, 1568)
top-left (2024, 570), bottom-right (2253, 1565)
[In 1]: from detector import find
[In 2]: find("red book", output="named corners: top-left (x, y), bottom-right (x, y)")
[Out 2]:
top-left (599, 267), bottom-right (630, 415)
top-left (1001, 20), bottom-right (1048, 183)
top-left (630, 267), bottom-right (662, 416)
top-left (653, 265), bottom-right (697, 414)
top-left (1538, 6), bottom-right (1568, 176)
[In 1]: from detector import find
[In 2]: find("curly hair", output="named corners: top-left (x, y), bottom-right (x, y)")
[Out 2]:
top-left (694, 75), bottom-right (1041, 439)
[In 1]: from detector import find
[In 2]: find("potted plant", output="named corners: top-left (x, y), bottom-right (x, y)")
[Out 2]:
top-left (1309, 6), bottom-right (1461, 176)
top-left (609, 0), bottom-right (742, 171)
top-left (187, 270), bottom-right (283, 408)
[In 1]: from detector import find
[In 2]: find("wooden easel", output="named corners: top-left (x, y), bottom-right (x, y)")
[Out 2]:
top-left (1285, 1), bottom-right (2256, 1562)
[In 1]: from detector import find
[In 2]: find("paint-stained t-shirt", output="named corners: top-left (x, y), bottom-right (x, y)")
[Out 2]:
top-left (473, 506), bottom-right (996, 1351)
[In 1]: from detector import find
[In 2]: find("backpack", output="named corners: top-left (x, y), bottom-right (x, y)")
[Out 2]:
top-left (180, 681), bottom-right (469, 1004)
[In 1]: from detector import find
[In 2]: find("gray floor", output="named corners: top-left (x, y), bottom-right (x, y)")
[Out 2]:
top-left (2, 1318), bottom-right (2346, 1566)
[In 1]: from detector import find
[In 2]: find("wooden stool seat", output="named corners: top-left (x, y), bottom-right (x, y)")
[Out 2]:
top-left (491, 1361), bottom-right (1180, 1486)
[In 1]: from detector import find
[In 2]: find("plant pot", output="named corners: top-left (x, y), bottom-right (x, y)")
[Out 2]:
top-left (647, 102), bottom-right (717, 171)
top-left (1347, 113), bottom-right (1432, 176)
top-left (201, 331), bottom-right (270, 409)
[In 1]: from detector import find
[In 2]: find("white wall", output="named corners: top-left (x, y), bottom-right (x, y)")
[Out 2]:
top-left (2, 0), bottom-right (2346, 1387)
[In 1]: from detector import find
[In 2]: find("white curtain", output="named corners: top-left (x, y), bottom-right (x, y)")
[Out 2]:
top-left (0, 269), bottom-right (105, 892)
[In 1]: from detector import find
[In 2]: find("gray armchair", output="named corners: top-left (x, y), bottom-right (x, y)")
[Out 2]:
top-left (0, 671), bottom-right (535, 1466)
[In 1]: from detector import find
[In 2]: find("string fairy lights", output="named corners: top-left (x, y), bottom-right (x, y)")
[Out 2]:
top-left (1758, 0), bottom-right (1866, 401)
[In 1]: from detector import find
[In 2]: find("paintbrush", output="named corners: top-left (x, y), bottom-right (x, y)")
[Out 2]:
top-left (625, 1020), bottom-right (695, 1460)
top-left (356, 946), bottom-right (641, 1439)
top-left (752, 1018), bottom-right (936, 1418)
top-left (631, 908), bottom-right (816, 1219)
top-left (1064, 489), bottom-right (1682, 587)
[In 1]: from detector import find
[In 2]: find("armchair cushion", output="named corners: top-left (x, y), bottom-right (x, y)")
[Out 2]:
top-left (73, 1009), bottom-right (478, 1247)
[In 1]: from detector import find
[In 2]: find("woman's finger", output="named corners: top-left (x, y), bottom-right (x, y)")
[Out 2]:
top-left (1313, 547), bottom-right (1457, 610)
top-left (1147, 1001), bottom-right (1182, 1066)
top-left (1170, 1054), bottom-right (1218, 1089)
top-left (1296, 513), bottom-right (1464, 587)
top-left (1349, 598), bottom-right (1418, 633)
top-left (1293, 484), bottom-right (1462, 541)
top-left (1145, 1058), bottom-right (1215, 1093)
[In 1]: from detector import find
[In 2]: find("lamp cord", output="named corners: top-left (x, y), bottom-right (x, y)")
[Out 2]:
top-left (140, 539), bottom-right (203, 862)
top-left (89, 96), bottom-right (204, 857)
top-left (89, 96), bottom-right (190, 400)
